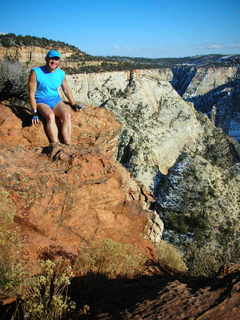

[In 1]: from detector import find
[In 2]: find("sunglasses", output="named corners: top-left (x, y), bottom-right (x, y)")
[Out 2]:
top-left (48, 57), bottom-right (60, 61)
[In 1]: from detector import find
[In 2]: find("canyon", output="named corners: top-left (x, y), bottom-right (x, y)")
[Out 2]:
top-left (65, 67), bottom-right (240, 260)
top-left (0, 41), bottom-right (240, 318)
top-left (1, 46), bottom-right (240, 256)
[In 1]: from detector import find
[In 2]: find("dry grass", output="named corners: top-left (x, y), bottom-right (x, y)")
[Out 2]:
top-left (73, 239), bottom-right (147, 278)
top-left (0, 188), bottom-right (24, 298)
top-left (155, 240), bottom-right (188, 273)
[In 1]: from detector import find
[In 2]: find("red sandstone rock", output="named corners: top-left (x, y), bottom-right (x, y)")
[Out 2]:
top-left (1, 104), bottom-right (240, 320)
top-left (0, 103), bottom-right (155, 273)
top-left (0, 103), bottom-right (121, 158)
top-left (84, 267), bottom-right (240, 320)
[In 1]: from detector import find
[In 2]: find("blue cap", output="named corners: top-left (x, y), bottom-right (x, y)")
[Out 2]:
top-left (46, 49), bottom-right (61, 58)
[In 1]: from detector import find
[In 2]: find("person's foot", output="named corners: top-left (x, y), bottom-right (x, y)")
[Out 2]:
top-left (72, 104), bottom-right (85, 111)
top-left (48, 142), bottom-right (64, 160)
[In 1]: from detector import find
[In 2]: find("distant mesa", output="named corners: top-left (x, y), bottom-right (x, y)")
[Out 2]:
top-left (1, 33), bottom-right (239, 74)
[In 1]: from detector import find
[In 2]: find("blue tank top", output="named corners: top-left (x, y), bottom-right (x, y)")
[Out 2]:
top-left (33, 66), bottom-right (65, 100)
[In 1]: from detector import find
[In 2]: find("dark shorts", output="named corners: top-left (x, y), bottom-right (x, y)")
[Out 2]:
top-left (36, 96), bottom-right (62, 109)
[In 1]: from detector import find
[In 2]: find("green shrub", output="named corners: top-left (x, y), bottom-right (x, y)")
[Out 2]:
top-left (185, 241), bottom-right (240, 277)
top-left (22, 259), bottom-right (76, 320)
top-left (0, 33), bottom-right (81, 53)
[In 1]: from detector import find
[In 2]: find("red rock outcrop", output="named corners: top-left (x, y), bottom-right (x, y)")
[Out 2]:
top-left (76, 266), bottom-right (240, 320)
top-left (1, 105), bottom-right (240, 320)
top-left (0, 103), bottom-right (155, 272)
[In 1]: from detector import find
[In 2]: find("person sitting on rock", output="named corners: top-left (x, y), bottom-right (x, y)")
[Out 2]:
top-left (28, 49), bottom-right (84, 145)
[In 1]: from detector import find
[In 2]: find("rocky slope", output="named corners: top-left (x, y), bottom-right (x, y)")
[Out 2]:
top-left (172, 65), bottom-right (240, 140)
top-left (67, 69), bottom-right (200, 180)
top-left (1, 77), bottom-right (240, 319)
top-left (0, 103), bottom-right (163, 272)
top-left (66, 70), bottom-right (240, 259)
top-left (157, 113), bottom-right (240, 258)
top-left (82, 264), bottom-right (240, 320)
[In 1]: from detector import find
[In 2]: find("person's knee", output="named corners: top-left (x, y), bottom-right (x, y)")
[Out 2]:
top-left (62, 111), bottom-right (71, 122)
top-left (46, 112), bottom-right (55, 123)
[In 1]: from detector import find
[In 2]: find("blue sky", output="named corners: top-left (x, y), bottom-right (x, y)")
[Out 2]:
top-left (1, 0), bottom-right (239, 58)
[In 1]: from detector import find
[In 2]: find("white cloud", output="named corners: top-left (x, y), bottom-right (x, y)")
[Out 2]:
top-left (206, 43), bottom-right (225, 49)
top-left (229, 43), bottom-right (240, 49)
top-left (199, 42), bottom-right (240, 50)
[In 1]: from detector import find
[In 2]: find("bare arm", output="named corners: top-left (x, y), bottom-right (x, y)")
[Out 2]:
top-left (28, 70), bottom-right (37, 113)
top-left (61, 77), bottom-right (76, 105)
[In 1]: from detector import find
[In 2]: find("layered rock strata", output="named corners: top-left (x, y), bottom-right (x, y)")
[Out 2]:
top-left (0, 46), bottom-right (83, 65)
top-left (67, 70), bottom-right (202, 187)
top-left (172, 65), bottom-right (240, 140)
top-left (66, 70), bottom-right (240, 255)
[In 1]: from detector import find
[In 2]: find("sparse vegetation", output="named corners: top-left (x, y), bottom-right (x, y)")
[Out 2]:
top-left (0, 33), bottom-right (82, 53)
top-left (0, 188), bottom-right (24, 298)
top-left (155, 240), bottom-right (187, 273)
top-left (73, 239), bottom-right (147, 278)
top-left (185, 241), bottom-right (240, 277)
top-left (0, 60), bottom-right (29, 101)
top-left (22, 259), bottom-right (76, 320)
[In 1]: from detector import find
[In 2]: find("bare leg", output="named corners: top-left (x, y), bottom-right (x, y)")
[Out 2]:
top-left (37, 103), bottom-right (59, 143)
top-left (54, 102), bottom-right (72, 145)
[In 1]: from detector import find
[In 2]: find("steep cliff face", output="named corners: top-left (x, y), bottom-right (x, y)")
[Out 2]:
top-left (67, 70), bottom-right (201, 187)
top-left (0, 46), bottom-right (84, 67)
top-left (66, 70), bottom-right (240, 257)
top-left (172, 66), bottom-right (238, 97)
top-left (172, 65), bottom-right (240, 140)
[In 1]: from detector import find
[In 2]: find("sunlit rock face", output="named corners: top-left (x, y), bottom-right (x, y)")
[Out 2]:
top-left (156, 113), bottom-right (240, 252)
top-left (0, 103), bottom-right (161, 271)
top-left (67, 70), bottom-right (240, 254)
top-left (67, 70), bottom-right (203, 190)
top-left (0, 46), bottom-right (84, 65)
top-left (172, 66), bottom-right (240, 140)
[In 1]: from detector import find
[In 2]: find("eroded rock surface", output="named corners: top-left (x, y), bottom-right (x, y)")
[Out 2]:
top-left (65, 71), bottom-right (240, 255)
top-left (0, 45), bottom-right (84, 65)
top-left (71, 265), bottom-right (240, 320)
top-left (0, 103), bottom-right (160, 271)
top-left (155, 113), bottom-right (240, 257)
top-left (172, 65), bottom-right (240, 140)
top-left (67, 70), bottom-right (203, 188)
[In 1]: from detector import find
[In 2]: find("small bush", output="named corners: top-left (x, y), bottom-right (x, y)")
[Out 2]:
top-left (0, 238), bottom-right (24, 297)
top-left (155, 240), bottom-right (188, 272)
top-left (185, 242), bottom-right (240, 277)
top-left (0, 188), bottom-right (24, 297)
top-left (74, 239), bottom-right (147, 278)
top-left (22, 258), bottom-right (76, 320)
top-left (0, 60), bottom-right (29, 101)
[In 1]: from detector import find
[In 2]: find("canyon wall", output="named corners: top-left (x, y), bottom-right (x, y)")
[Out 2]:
top-left (172, 65), bottom-right (240, 140)
top-left (0, 45), bottom-right (83, 67)
top-left (66, 69), bottom-right (240, 255)
top-left (67, 69), bottom-right (201, 184)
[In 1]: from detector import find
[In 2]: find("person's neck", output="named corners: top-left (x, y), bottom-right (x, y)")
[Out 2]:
top-left (44, 65), bottom-right (57, 73)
